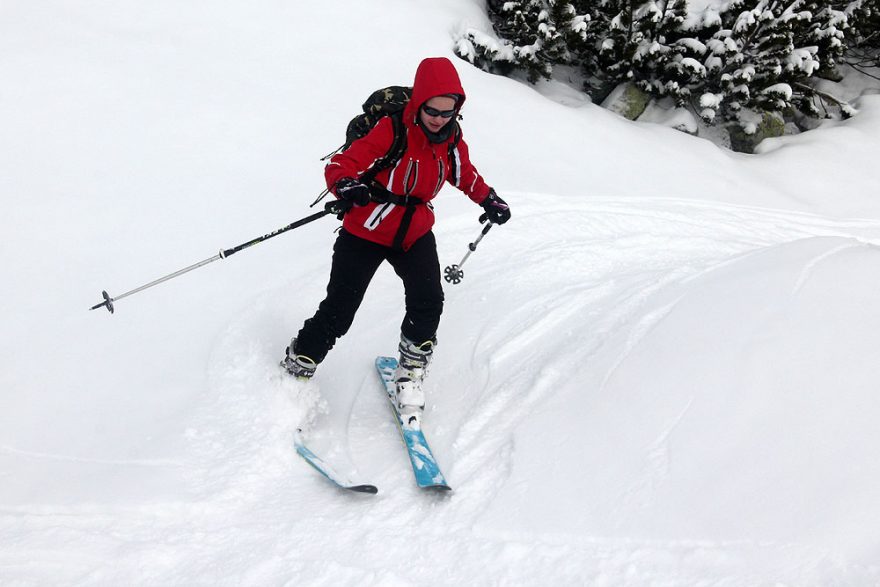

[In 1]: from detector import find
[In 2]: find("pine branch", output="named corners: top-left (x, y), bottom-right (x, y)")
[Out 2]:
top-left (792, 81), bottom-right (854, 109)
top-left (845, 62), bottom-right (880, 81)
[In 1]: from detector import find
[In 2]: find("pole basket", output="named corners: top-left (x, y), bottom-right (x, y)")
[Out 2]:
top-left (443, 264), bottom-right (464, 285)
top-left (90, 290), bottom-right (115, 314)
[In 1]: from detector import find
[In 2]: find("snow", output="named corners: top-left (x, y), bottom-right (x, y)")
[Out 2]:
top-left (638, 101), bottom-right (699, 134)
top-left (762, 82), bottom-right (794, 100)
top-left (678, 56), bottom-right (707, 75)
top-left (2, 1), bottom-right (880, 585)
top-left (700, 92), bottom-right (724, 108)
top-left (675, 37), bottom-right (708, 55)
top-left (684, 0), bottom-right (727, 29)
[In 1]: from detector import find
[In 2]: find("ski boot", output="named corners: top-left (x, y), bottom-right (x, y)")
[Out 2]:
top-left (394, 336), bottom-right (434, 423)
top-left (281, 338), bottom-right (317, 380)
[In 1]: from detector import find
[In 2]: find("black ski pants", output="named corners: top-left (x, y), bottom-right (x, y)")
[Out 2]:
top-left (295, 229), bottom-right (444, 364)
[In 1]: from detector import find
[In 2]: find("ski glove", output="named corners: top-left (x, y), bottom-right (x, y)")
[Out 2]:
top-left (335, 177), bottom-right (371, 207)
top-left (324, 198), bottom-right (353, 217)
top-left (480, 189), bottom-right (511, 225)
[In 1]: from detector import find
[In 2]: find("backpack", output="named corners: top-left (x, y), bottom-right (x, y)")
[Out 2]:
top-left (343, 86), bottom-right (413, 186)
top-left (318, 86), bottom-right (462, 193)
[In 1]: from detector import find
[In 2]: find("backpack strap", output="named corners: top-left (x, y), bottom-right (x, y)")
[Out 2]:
top-left (446, 121), bottom-right (463, 187)
top-left (359, 112), bottom-right (408, 187)
top-left (391, 203), bottom-right (419, 251)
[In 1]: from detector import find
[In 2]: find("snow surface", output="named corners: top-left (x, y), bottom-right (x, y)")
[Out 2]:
top-left (2, 1), bottom-right (880, 585)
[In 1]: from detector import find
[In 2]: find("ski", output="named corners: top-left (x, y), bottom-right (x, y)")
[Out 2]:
top-left (294, 430), bottom-right (378, 494)
top-left (375, 356), bottom-right (452, 491)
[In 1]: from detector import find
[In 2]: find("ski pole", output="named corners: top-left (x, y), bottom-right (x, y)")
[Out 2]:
top-left (89, 201), bottom-right (343, 314)
top-left (443, 216), bottom-right (494, 285)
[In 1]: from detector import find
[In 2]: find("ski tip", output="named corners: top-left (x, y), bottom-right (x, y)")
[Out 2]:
top-left (348, 484), bottom-right (379, 494)
top-left (424, 484), bottom-right (453, 492)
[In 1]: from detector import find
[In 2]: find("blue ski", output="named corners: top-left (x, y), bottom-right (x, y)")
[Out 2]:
top-left (294, 430), bottom-right (378, 494)
top-left (375, 356), bottom-right (452, 491)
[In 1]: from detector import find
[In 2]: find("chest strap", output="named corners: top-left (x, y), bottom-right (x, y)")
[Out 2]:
top-left (369, 184), bottom-right (425, 207)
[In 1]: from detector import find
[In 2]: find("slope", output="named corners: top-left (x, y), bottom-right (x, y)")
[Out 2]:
top-left (2, 1), bottom-right (880, 585)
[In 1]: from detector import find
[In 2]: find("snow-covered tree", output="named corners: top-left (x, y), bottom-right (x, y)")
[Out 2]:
top-left (842, 0), bottom-right (880, 74)
top-left (455, 0), bottom-right (552, 83)
top-left (456, 1), bottom-right (593, 83)
top-left (543, 0), bottom-right (591, 66)
top-left (629, 0), bottom-right (709, 105)
top-left (458, 0), bottom-right (876, 131)
top-left (697, 0), bottom-right (823, 124)
top-left (497, 0), bottom-right (554, 81)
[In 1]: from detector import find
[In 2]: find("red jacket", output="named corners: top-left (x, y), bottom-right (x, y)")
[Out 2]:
top-left (325, 57), bottom-right (492, 250)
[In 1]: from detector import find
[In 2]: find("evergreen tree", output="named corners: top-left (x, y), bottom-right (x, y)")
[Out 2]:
top-left (493, 0), bottom-right (553, 82)
top-left (457, 0), bottom-right (876, 131)
top-left (456, 0), bottom-right (594, 84)
top-left (543, 0), bottom-right (589, 66)
top-left (455, 1), bottom-right (520, 78)
top-left (566, 0), bottom-right (619, 98)
top-left (843, 0), bottom-right (880, 73)
top-left (631, 0), bottom-right (708, 105)
top-left (575, 0), bottom-right (710, 104)
top-left (697, 0), bottom-right (821, 124)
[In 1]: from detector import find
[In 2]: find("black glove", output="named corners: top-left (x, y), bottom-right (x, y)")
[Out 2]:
top-left (335, 177), bottom-right (371, 207)
top-left (480, 189), bottom-right (511, 225)
top-left (325, 198), bottom-right (353, 218)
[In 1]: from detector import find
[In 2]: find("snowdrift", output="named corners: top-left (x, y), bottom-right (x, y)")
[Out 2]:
top-left (483, 236), bottom-right (880, 566)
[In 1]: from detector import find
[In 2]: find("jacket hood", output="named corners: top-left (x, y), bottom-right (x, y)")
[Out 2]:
top-left (405, 57), bottom-right (466, 123)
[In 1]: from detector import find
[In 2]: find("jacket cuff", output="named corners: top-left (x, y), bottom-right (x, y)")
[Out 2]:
top-left (478, 187), bottom-right (494, 205)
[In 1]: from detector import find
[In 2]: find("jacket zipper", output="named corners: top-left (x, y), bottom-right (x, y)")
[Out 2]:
top-left (401, 160), bottom-right (413, 195)
top-left (434, 159), bottom-right (445, 196)
top-left (402, 159), bottom-right (419, 195)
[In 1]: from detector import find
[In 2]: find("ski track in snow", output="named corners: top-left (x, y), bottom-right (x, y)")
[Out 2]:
top-left (5, 196), bottom-right (880, 585)
top-left (791, 240), bottom-right (866, 295)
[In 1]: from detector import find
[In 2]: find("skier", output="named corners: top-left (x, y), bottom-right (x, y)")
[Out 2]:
top-left (282, 56), bottom-right (511, 415)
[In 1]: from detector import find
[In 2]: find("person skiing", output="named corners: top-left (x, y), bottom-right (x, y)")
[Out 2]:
top-left (282, 56), bottom-right (510, 415)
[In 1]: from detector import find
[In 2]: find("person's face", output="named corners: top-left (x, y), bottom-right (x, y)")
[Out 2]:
top-left (419, 96), bottom-right (457, 133)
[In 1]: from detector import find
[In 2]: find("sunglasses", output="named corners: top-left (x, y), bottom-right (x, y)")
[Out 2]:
top-left (422, 105), bottom-right (457, 119)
